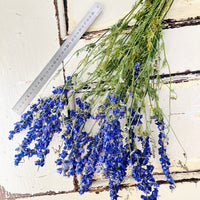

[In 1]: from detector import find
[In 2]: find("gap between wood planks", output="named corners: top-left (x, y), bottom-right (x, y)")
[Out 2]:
top-left (1, 170), bottom-right (200, 199)
top-left (160, 70), bottom-right (200, 84)
top-left (81, 16), bottom-right (200, 40)
top-left (53, 0), bottom-right (79, 192)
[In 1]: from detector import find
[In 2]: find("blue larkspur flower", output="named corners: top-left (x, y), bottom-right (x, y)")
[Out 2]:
top-left (134, 62), bottom-right (141, 76)
top-left (155, 117), bottom-right (175, 190)
top-left (9, 74), bottom-right (175, 200)
top-left (10, 94), bottom-right (65, 167)
top-left (108, 94), bottom-right (119, 104)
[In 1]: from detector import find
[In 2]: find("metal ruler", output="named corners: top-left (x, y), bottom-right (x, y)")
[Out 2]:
top-left (12, 2), bottom-right (103, 115)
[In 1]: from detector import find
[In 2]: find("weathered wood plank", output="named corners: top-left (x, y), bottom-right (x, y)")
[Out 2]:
top-left (162, 25), bottom-right (200, 75)
top-left (157, 80), bottom-right (200, 171)
top-left (62, 25), bottom-right (200, 76)
top-left (54, 0), bottom-right (68, 43)
top-left (67, 0), bottom-right (200, 33)
top-left (6, 180), bottom-right (200, 200)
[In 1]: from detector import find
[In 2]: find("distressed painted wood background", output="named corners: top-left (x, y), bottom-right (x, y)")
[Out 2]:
top-left (0, 0), bottom-right (200, 199)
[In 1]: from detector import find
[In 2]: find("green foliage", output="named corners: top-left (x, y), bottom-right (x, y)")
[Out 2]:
top-left (65, 0), bottom-right (175, 136)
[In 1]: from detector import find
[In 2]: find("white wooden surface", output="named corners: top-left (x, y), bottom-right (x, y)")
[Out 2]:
top-left (0, 0), bottom-right (200, 199)
top-left (4, 182), bottom-right (200, 200)
top-left (67, 0), bottom-right (200, 32)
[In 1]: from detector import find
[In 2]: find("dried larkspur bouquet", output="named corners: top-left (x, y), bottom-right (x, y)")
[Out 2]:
top-left (9, 0), bottom-right (178, 199)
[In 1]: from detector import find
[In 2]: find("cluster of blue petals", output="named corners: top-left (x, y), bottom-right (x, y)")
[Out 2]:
top-left (134, 62), bottom-right (141, 77)
top-left (79, 94), bottom-right (129, 200)
top-left (56, 97), bottom-right (92, 177)
top-left (125, 108), bottom-right (160, 200)
top-left (131, 136), bottom-right (160, 200)
top-left (9, 86), bottom-right (68, 166)
top-left (9, 74), bottom-right (174, 200)
top-left (155, 117), bottom-right (175, 190)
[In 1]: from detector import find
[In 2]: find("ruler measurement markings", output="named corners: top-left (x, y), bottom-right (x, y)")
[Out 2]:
top-left (12, 2), bottom-right (103, 115)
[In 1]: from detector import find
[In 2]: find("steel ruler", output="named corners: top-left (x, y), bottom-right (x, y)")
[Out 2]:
top-left (12, 2), bottom-right (103, 115)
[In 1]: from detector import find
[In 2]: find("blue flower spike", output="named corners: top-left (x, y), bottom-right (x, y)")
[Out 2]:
top-left (9, 77), bottom-right (175, 200)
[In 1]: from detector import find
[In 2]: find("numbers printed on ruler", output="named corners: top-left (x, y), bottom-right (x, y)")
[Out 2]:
top-left (12, 2), bottom-right (103, 115)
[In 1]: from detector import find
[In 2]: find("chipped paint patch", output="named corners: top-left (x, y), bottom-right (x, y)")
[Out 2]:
top-left (171, 79), bottom-right (200, 89)
top-left (164, 17), bottom-right (200, 29)
top-left (0, 185), bottom-right (12, 200)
